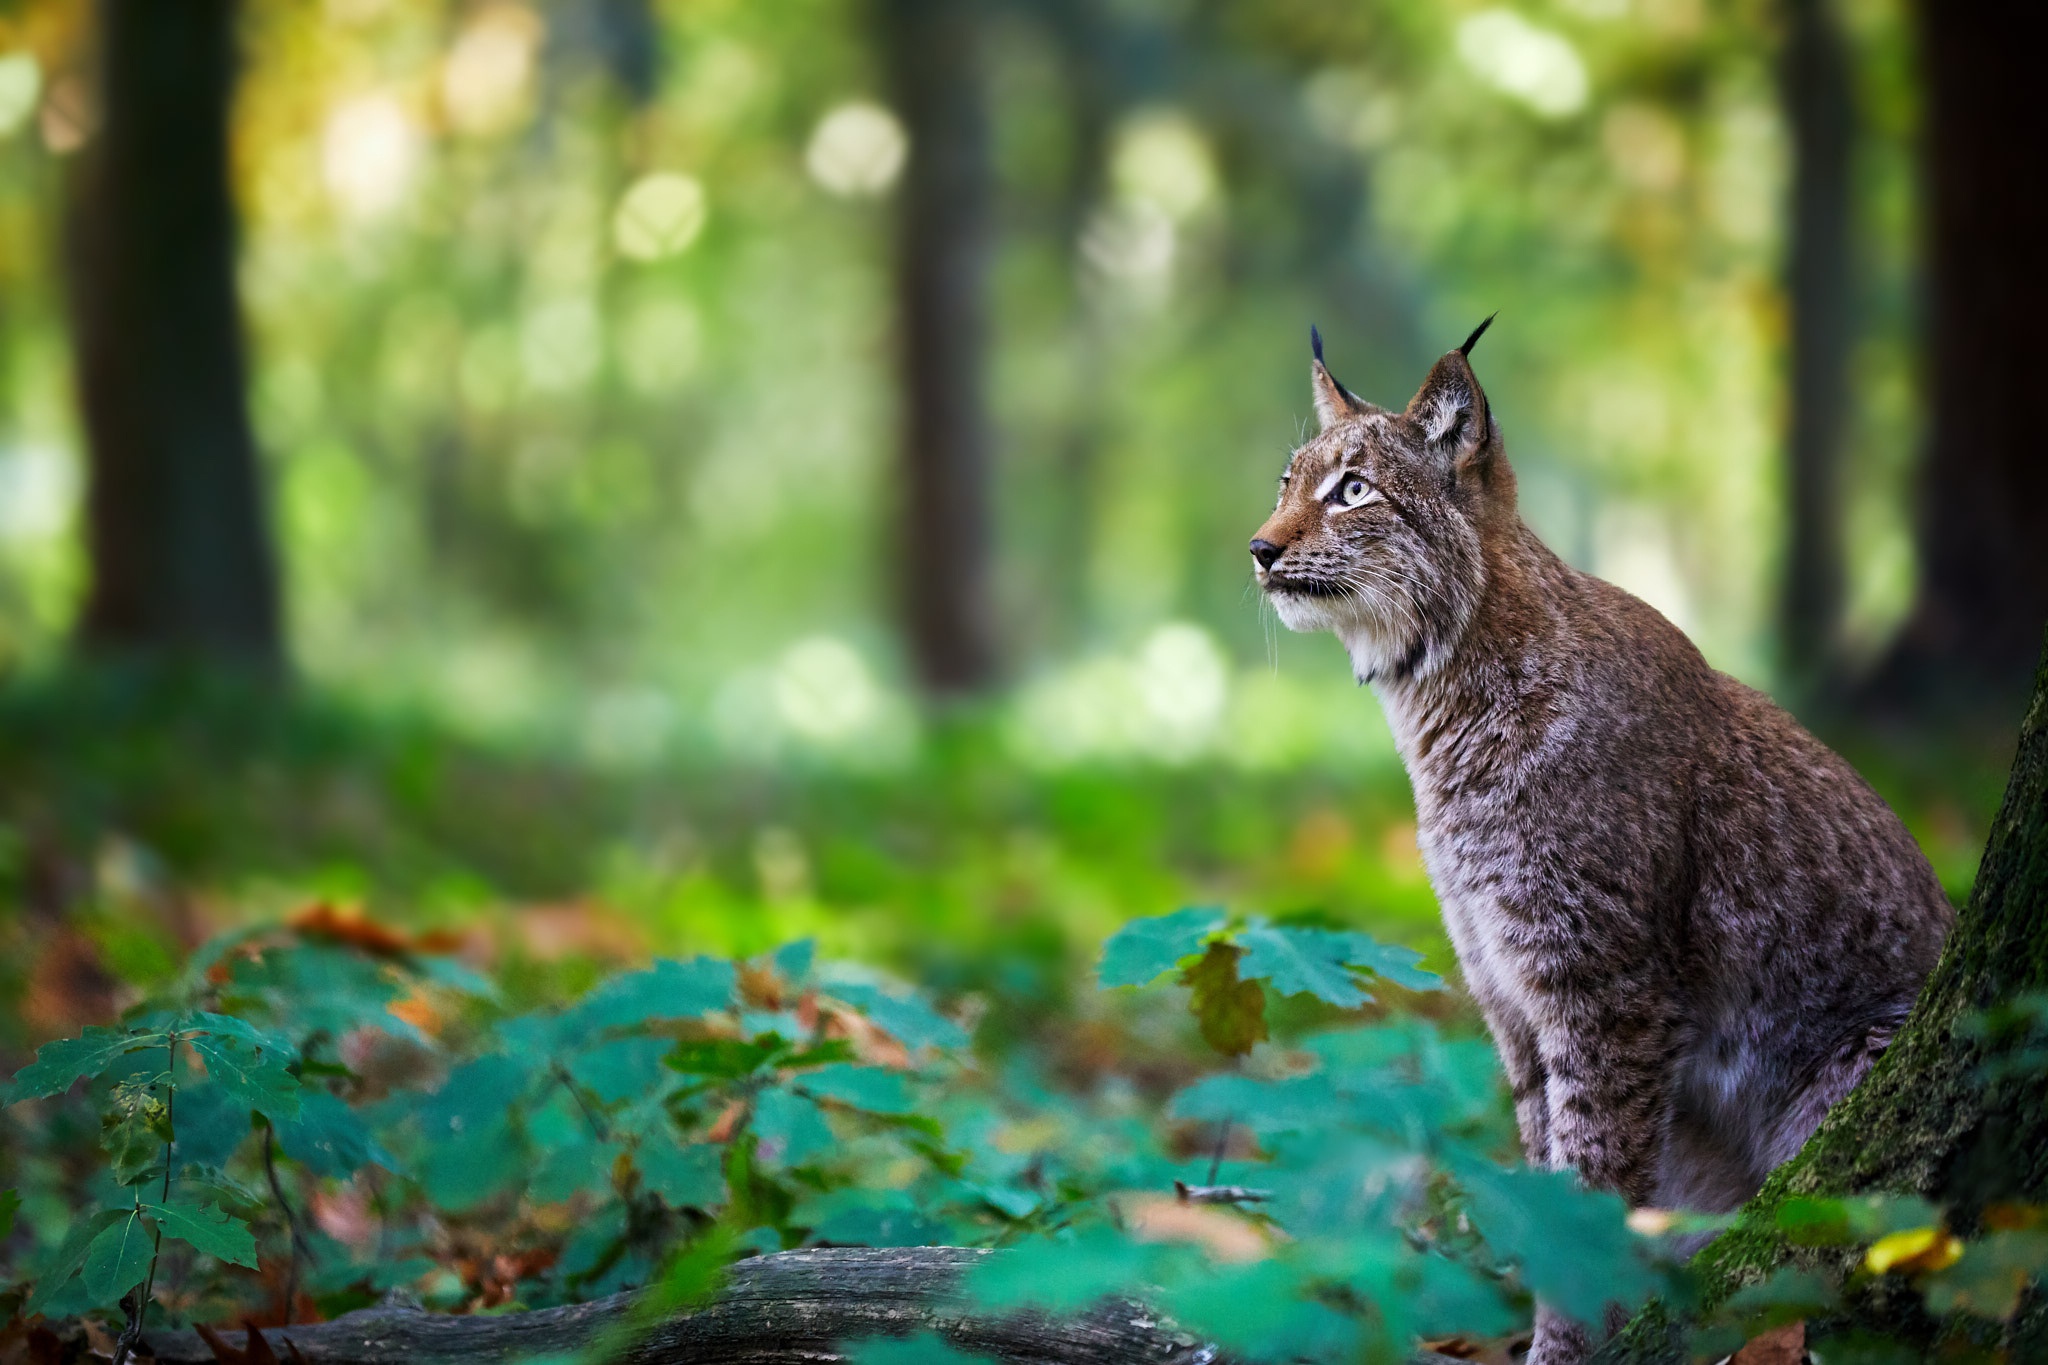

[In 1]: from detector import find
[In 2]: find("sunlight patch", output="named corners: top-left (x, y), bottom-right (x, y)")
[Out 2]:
top-left (806, 102), bottom-right (907, 198)
top-left (1456, 10), bottom-right (1589, 119)
top-left (614, 173), bottom-right (707, 262)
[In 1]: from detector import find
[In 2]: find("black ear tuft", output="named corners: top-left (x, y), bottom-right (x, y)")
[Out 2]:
top-left (1310, 323), bottom-right (1325, 363)
top-left (1457, 313), bottom-right (1497, 358)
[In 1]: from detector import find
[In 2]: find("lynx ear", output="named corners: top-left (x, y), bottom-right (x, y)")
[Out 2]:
top-left (1309, 324), bottom-right (1363, 429)
top-left (1405, 334), bottom-right (1493, 477)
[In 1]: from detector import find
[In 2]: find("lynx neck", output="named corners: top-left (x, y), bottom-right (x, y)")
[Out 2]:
top-left (1364, 522), bottom-right (1577, 785)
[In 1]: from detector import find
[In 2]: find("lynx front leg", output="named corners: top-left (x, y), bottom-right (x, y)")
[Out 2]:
top-left (1488, 1013), bottom-right (1550, 1167)
top-left (1537, 993), bottom-right (1671, 1203)
top-left (1521, 990), bottom-right (1673, 1365)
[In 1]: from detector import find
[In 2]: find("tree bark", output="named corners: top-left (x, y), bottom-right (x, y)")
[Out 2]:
top-left (1601, 628), bottom-right (2048, 1361)
top-left (67, 0), bottom-right (283, 670)
top-left (125, 1248), bottom-right (1208, 1365)
top-left (1776, 0), bottom-right (1855, 696)
top-left (879, 0), bottom-right (1000, 698)
top-left (1859, 0), bottom-right (2048, 720)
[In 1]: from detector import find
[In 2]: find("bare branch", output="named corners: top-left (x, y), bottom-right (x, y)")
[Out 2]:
top-left (1172, 1182), bottom-right (1271, 1207)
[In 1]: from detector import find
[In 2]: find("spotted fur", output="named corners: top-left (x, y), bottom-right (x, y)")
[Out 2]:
top-left (1251, 333), bottom-right (1952, 1363)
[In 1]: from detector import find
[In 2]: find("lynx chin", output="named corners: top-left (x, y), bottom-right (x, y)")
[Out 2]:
top-left (1250, 323), bottom-right (1952, 1365)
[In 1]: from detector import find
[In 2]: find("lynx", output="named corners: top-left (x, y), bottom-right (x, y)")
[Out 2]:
top-left (1250, 323), bottom-right (1952, 1363)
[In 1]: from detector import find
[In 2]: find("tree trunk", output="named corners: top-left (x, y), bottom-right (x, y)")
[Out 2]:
top-left (879, 0), bottom-right (999, 698)
top-left (1776, 0), bottom-right (1855, 697)
top-left (1859, 0), bottom-right (2048, 721)
top-left (67, 0), bottom-right (283, 670)
top-left (1602, 628), bottom-right (2048, 1361)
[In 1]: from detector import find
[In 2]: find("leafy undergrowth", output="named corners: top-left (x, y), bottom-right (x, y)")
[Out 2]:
top-left (4, 907), bottom-right (2045, 1363)
top-left (0, 903), bottom-right (1686, 1364)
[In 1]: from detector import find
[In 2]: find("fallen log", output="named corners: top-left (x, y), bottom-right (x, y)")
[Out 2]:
top-left (134, 1247), bottom-right (1213, 1365)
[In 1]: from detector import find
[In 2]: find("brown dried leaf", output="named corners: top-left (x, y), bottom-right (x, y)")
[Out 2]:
top-left (1122, 1194), bottom-right (1269, 1263)
top-left (1731, 1320), bottom-right (1805, 1365)
top-left (1179, 942), bottom-right (1267, 1058)
top-left (195, 1321), bottom-right (278, 1365)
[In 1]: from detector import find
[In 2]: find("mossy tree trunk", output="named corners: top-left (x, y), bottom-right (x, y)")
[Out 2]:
top-left (1604, 633), bottom-right (2048, 1361)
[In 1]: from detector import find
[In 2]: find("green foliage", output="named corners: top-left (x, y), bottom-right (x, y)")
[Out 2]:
top-left (81, 1211), bottom-right (153, 1304)
top-left (7, 906), bottom-right (2031, 1364)
top-left (1098, 908), bottom-right (1227, 987)
top-left (7, 1027), bottom-right (170, 1103)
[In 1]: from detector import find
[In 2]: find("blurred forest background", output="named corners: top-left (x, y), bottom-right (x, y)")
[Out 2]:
top-left (0, 0), bottom-right (2041, 1050)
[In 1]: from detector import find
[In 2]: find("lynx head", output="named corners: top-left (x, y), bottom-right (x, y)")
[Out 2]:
top-left (1251, 320), bottom-right (1513, 684)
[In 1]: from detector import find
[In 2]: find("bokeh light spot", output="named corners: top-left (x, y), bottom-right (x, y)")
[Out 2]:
top-left (0, 52), bottom-right (43, 139)
top-left (613, 172), bottom-right (707, 261)
top-left (442, 5), bottom-right (543, 137)
top-left (805, 101), bottom-right (907, 198)
top-left (1456, 10), bottom-right (1589, 118)
top-left (1110, 110), bottom-right (1217, 223)
top-left (322, 93), bottom-right (422, 219)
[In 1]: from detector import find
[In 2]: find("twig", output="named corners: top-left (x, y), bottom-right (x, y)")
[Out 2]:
top-left (114, 1029), bottom-right (178, 1365)
top-left (551, 1061), bottom-right (612, 1142)
top-left (1206, 1117), bottom-right (1230, 1186)
top-left (1173, 1181), bottom-right (1271, 1206)
top-left (263, 1121), bottom-right (318, 1325)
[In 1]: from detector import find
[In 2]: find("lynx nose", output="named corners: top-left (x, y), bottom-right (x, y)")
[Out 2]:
top-left (1249, 538), bottom-right (1284, 570)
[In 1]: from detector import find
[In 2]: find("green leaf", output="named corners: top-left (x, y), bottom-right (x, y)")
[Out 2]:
top-left (0, 1189), bottom-right (16, 1241)
top-left (1169, 1073), bottom-right (1338, 1133)
top-left (638, 1142), bottom-right (724, 1209)
top-left (1719, 1267), bottom-right (1836, 1327)
top-left (1331, 933), bottom-right (1443, 992)
top-left (1179, 942), bottom-right (1266, 1058)
top-left (102, 1081), bottom-right (174, 1186)
top-left (1157, 1260), bottom-right (1361, 1358)
top-left (665, 1036), bottom-right (786, 1081)
top-left (1922, 1230), bottom-right (2048, 1321)
top-left (81, 1209), bottom-right (154, 1304)
top-left (563, 957), bottom-right (736, 1036)
top-left (576, 1036), bottom-right (671, 1103)
top-left (752, 1088), bottom-right (834, 1167)
top-left (771, 939), bottom-right (815, 985)
top-left (965, 1231), bottom-right (1154, 1312)
top-left (826, 981), bottom-right (968, 1051)
top-left (1098, 908), bottom-right (1226, 988)
top-left (802, 1189), bottom-right (954, 1248)
top-left (181, 1011), bottom-right (296, 1059)
top-left (533, 1140), bottom-right (621, 1204)
top-left (148, 1199), bottom-right (259, 1268)
top-left (1235, 924), bottom-right (1372, 1007)
top-left (1776, 1194), bottom-right (1944, 1246)
top-left (1452, 1158), bottom-right (1660, 1325)
top-left (418, 1124), bottom-right (523, 1211)
top-left (643, 1224), bottom-right (736, 1315)
top-left (797, 1064), bottom-right (914, 1114)
top-left (23, 1209), bottom-right (127, 1318)
top-left (273, 1090), bottom-right (387, 1178)
top-left (7, 1027), bottom-right (168, 1103)
top-left (420, 1052), bottom-right (528, 1134)
top-left (1347, 1238), bottom-right (1517, 1344)
top-left (187, 1034), bottom-right (301, 1121)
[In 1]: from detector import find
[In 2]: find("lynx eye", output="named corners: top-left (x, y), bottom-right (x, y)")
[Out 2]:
top-left (1336, 476), bottom-right (1374, 508)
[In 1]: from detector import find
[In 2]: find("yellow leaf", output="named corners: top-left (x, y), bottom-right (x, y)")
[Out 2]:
top-left (1864, 1226), bottom-right (1963, 1275)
